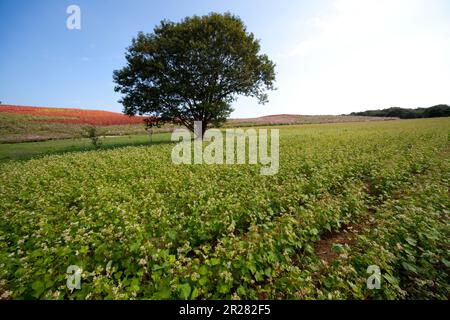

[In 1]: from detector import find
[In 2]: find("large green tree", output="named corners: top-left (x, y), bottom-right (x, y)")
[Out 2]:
top-left (113, 12), bottom-right (275, 137)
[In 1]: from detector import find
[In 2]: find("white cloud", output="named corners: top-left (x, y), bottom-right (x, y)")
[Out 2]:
top-left (257, 0), bottom-right (450, 116)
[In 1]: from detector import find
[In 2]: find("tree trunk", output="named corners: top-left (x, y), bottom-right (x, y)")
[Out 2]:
top-left (193, 120), bottom-right (208, 140)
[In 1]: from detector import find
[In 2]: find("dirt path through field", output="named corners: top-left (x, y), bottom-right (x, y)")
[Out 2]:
top-left (313, 144), bottom-right (450, 265)
top-left (314, 215), bottom-right (376, 264)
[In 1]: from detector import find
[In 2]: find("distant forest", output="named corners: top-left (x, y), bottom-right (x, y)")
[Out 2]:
top-left (350, 104), bottom-right (450, 119)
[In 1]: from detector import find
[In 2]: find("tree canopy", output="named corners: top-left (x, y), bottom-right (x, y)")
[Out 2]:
top-left (113, 12), bottom-right (276, 136)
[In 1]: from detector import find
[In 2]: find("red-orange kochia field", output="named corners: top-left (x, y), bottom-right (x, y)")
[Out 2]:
top-left (0, 105), bottom-right (146, 126)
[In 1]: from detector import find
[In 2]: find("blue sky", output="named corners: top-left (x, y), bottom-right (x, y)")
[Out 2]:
top-left (1, 0), bottom-right (449, 117)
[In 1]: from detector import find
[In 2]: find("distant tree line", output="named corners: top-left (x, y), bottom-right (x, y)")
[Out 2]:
top-left (350, 105), bottom-right (450, 119)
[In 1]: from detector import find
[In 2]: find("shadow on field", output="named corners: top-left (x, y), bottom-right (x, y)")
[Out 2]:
top-left (0, 133), bottom-right (174, 163)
